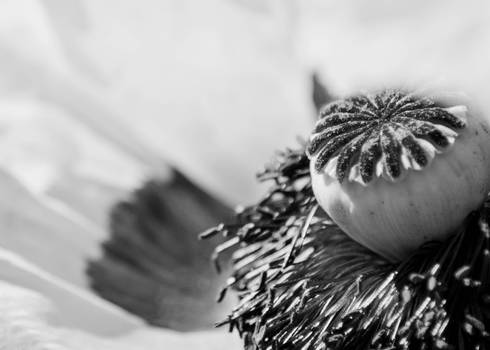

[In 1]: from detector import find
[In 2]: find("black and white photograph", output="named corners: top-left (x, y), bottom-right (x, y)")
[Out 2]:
top-left (0, 1), bottom-right (489, 349)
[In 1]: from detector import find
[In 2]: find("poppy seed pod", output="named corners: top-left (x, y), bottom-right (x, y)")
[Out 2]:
top-left (307, 90), bottom-right (490, 261)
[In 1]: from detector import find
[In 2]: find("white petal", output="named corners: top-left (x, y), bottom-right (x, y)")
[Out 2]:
top-left (0, 247), bottom-right (142, 335)
top-left (0, 276), bottom-right (240, 350)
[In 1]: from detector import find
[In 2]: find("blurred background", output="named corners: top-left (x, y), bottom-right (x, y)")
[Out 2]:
top-left (0, 0), bottom-right (489, 349)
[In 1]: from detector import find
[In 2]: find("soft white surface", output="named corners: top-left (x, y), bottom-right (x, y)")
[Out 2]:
top-left (296, 0), bottom-right (490, 104)
top-left (0, 0), bottom-right (313, 206)
top-left (0, 277), bottom-right (240, 350)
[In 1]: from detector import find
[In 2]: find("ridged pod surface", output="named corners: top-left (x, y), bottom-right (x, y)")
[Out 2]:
top-left (308, 90), bottom-right (490, 261)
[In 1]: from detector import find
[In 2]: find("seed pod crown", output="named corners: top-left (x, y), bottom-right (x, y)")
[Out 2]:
top-left (307, 90), bottom-right (467, 184)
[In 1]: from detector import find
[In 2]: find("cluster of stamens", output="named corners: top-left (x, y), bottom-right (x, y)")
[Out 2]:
top-left (307, 90), bottom-right (467, 184)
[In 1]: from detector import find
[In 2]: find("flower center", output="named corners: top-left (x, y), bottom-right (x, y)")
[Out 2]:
top-left (307, 90), bottom-right (467, 184)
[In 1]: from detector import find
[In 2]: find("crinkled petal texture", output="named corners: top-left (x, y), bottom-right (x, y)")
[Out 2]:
top-left (0, 110), bottom-right (240, 348)
top-left (0, 277), bottom-right (239, 350)
top-left (0, 0), bottom-right (301, 347)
